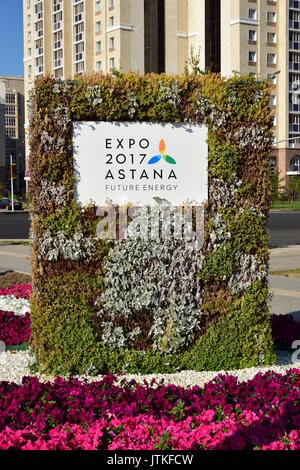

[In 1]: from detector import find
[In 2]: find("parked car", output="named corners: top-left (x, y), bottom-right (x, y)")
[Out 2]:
top-left (5, 200), bottom-right (23, 211)
top-left (0, 198), bottom-right (10, 209)
top-left (0, 198), bottom-right (23, 210)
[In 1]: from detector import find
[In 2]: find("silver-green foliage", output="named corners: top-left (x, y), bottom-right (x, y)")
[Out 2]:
top-left (97, 206), bottom-right (204, 354)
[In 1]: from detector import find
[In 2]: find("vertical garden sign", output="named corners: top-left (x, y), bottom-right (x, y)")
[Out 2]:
top-left (29, 73), bottom-right (275, 375)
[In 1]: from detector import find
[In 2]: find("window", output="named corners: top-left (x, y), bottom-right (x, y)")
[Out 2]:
top-left (269, 157), bottom-right (277, 175)
top-left (27, 47), bottom-right (32, 57)
top-left (74, 22), bottom-right (84, 42)
top-left (5, 128), bottom-right (16, 138)
top-left (109, 16), bottom-right (114, 27)
top-left (75, 61), bottom-right (84, 74)
top-left (267, 53), bottom-right (276, 65)
top-left (95, 0), bottom-right (101, 11)
top-left (96, 40), bottom-right (101, 52)
top-left (27, 31), bottom-right (31, 41)
top-left (35, 39), bottom-right (43, 56)
top-left (270, 94), bottom-right (277, 106)
top-left (109, 36), bottom-right (114, 49)
top-left (5, 116), bottom-right (16, 127)
top-left (28, 64), bottom-right (32, 77)
top-left (27, 14), bottom-right (31, 25)
top-left (249, 72), bottom-right (256, 78)
top-left (54, 68), bottom-right (63, 79)
top-left (6, 93), bottom-right (16, 104)
top-left (54, 30), bottom-right (63, 49)
top-left (35, 55), bottom-right (44, 74)
top-left (96, 61), bottom-right (102, 71)
top-left (290, 156), bottom-right (300, 172)
top-left (267, 32), bottom-right (276, 44)
top-left (54, 49), bottom-right (63, 67)
top-left (248, 9), bottom-right (257, 20)
top-left (5, 105), bottom-right (16, 116)
top-left (267, 11), bottom-right (277, 23)
top-left (108, 0), bottom-right (114, 6)
top-left (249, 30), bottom-right (257, 41)
top-left (249, 51), bottom-right (257, 63)
top-left (109, 57), bottom-right (115, 69)
top-left (74, 42), bottom-right (84, 61)
top-left (95, 21), bottom-right (101, 32)
top-left (27, 0), bottom-right (31, 8)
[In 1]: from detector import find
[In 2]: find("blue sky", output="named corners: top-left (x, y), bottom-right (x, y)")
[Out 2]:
top-left (0, 0), bottom-right (24, 76)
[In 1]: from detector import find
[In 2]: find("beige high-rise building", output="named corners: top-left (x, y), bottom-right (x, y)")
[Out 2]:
top-left (0, 76), bottom-right (25, 195)
top-left (23, 0), bottom-right (300, 183)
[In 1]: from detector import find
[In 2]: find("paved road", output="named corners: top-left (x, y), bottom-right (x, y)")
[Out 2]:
top-left (268, 211), bottom-right (300, 247)
top-left (0, 211), bottom-right (299, 246)
top-left (0, 212), bottom-right (30, 240)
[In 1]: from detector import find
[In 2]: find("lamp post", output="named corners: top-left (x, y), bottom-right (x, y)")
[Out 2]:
top-left (10, 155), bottom-right (15, 212)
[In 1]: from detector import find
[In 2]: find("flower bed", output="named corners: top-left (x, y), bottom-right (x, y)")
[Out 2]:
top-left (0, 283), bottom-right (300, 450)
top-left (0, 311), bottom-right (30, 346)
top-left (0, 284), bottom-right (32, 347)
top-left (0, 370), bottom-right (300, 450)
top-left (0, 284), bottom-right (32, 300)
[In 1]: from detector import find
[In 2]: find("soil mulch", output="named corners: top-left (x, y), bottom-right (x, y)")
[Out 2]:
top-left (0, 271), bottom-right (31, 289)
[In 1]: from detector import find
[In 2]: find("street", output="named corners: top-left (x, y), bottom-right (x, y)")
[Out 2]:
top-left (0, 212), bottom-right (30, 240)
top-left (269, 211), bottom-right (300, 247)
top-left (0, 210), bottom-right (300, 246)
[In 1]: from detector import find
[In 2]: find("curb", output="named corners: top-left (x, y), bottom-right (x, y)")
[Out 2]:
top-left (0, 211), bottom-right (29, 214)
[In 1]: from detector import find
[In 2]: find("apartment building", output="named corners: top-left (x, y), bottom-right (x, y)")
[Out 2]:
top-left (0, 77), bottom-right (25, 195)
top-left (23, 0), bottom-right (300, 183)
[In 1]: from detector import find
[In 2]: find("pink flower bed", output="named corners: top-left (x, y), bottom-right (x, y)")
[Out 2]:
top-left (0, 284), bottom-right (32, 346)
top-left (0, 311), bottom-right (30, 346)
top-left (0, 284), bottom-right (32, 300)
top-left (0, 370), bottom-right (300, 450)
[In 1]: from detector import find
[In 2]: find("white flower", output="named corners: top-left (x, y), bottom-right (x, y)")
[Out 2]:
top-left (0, 296), bottom-right (30, 316)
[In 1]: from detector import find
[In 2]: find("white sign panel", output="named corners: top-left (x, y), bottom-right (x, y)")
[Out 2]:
top-left (73, 122), bottom-right (208, 206)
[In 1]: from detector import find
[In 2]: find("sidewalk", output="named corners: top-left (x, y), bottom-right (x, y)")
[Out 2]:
top-left (0, 244), bottom-right (31, 274)
top-left (270, 275), bottom-right (300, 317)
top-left (270, 245), bottom-right (300, 271)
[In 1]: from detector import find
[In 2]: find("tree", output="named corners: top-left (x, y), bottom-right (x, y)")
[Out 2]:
top-left (284, 176), bottom-right (300, 202)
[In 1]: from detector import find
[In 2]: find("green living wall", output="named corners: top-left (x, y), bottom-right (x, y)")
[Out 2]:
top-left (29, 72), bottom-right (275, 375)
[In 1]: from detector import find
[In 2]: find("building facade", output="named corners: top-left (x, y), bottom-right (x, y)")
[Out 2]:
top-left (0, 77), bottom-right (25, 196)
top-left (23, 0), bottom-right (300, 183)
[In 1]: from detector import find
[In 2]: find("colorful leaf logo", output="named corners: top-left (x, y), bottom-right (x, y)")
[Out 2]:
top-left (148, 139), bottom-right (176, 165)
